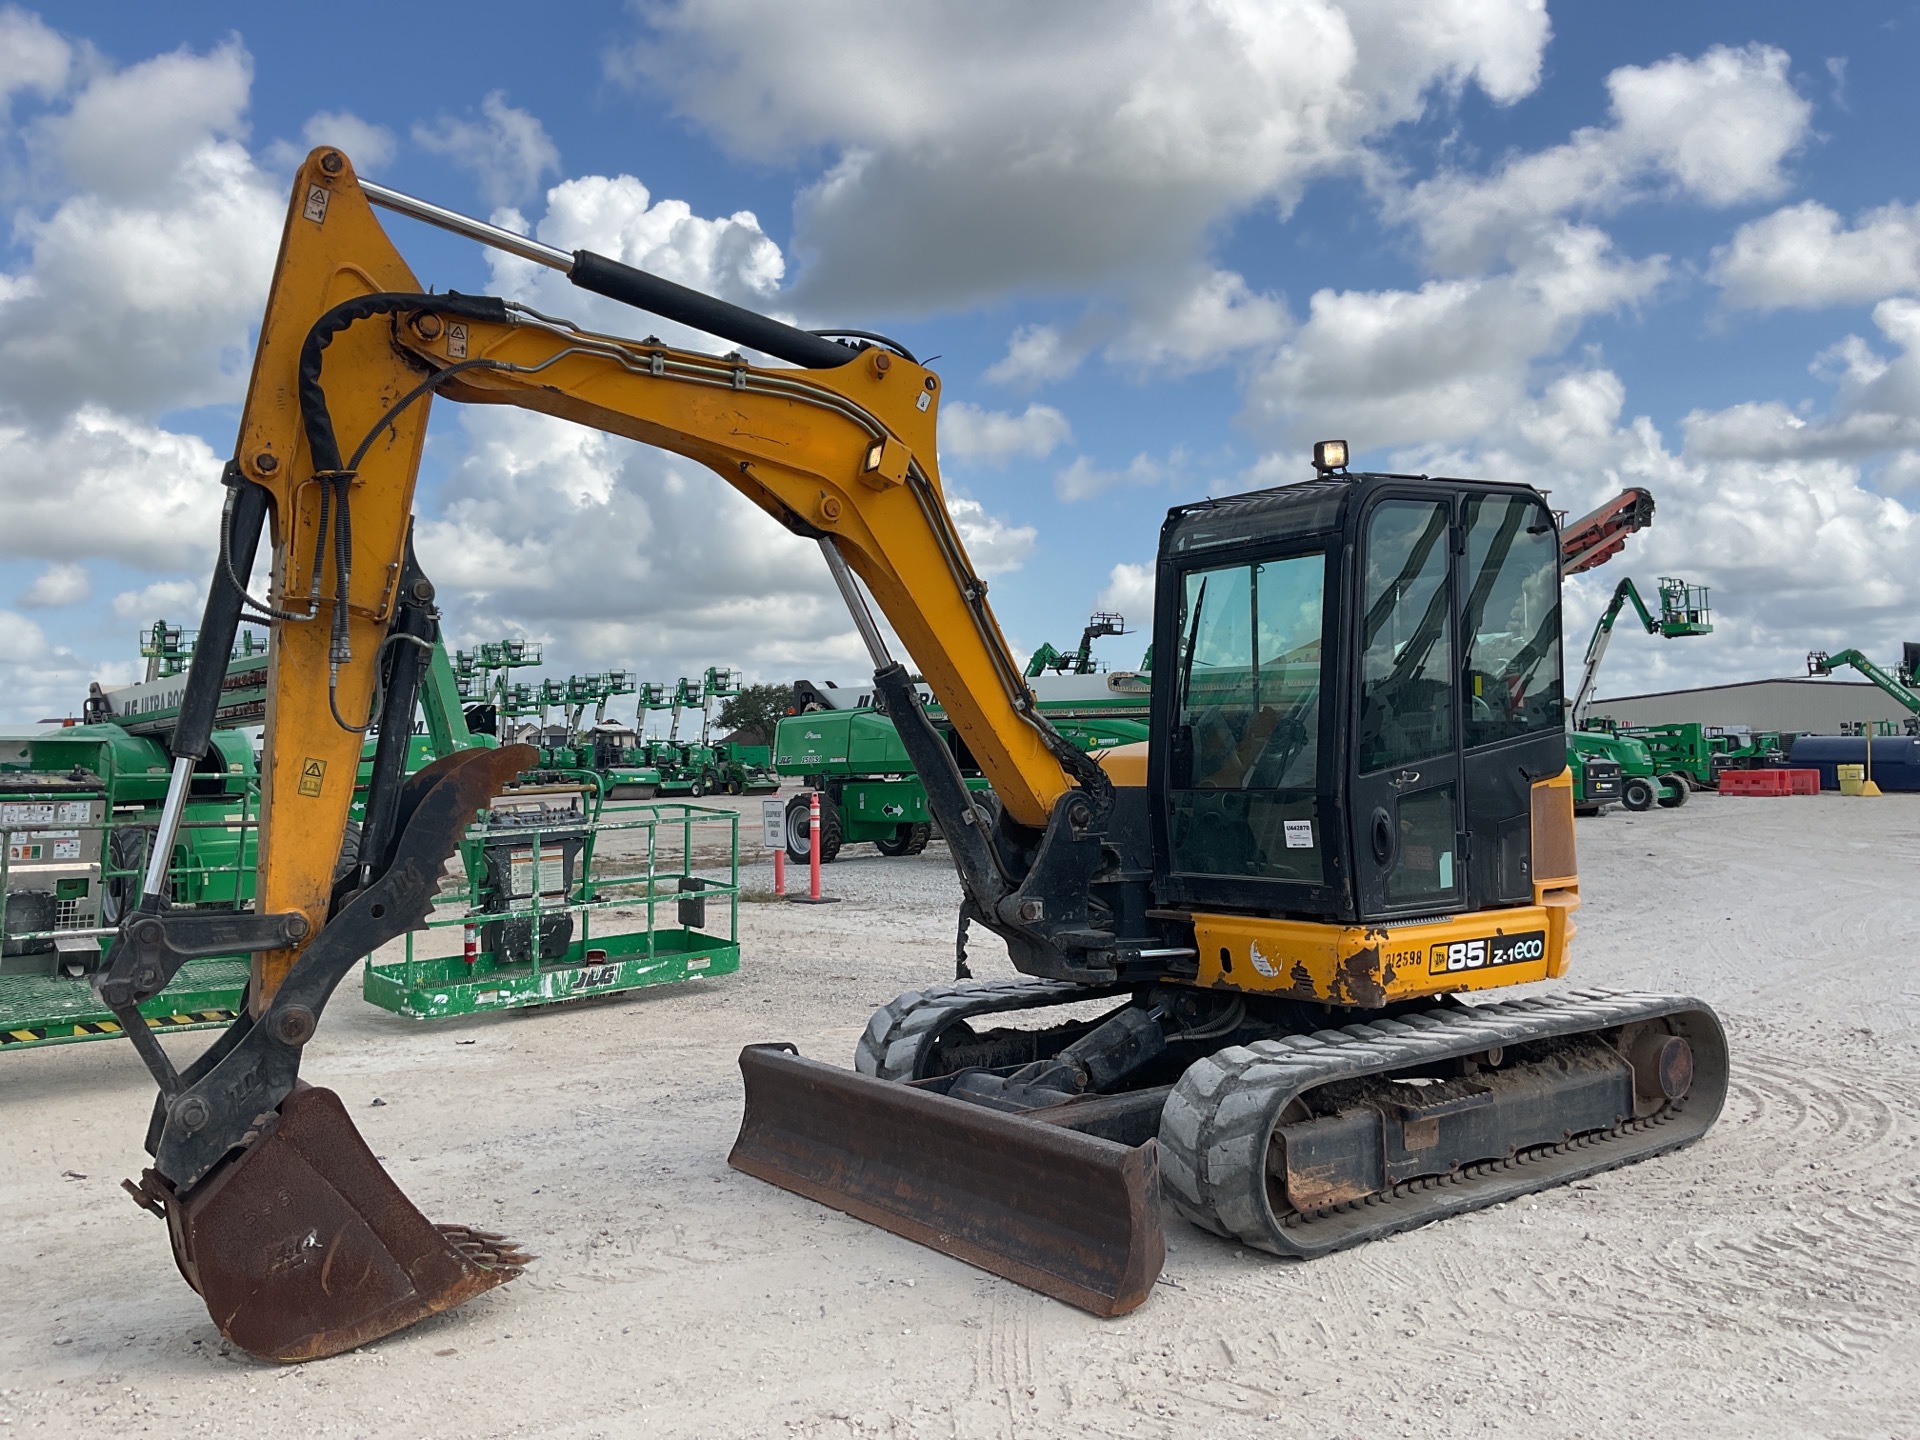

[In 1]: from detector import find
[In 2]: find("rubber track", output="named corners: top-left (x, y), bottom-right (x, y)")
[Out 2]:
top-left (1158, 987), bottom-right (1727, 1258)
top-left (854, 978), bottom-right (1130, 1080)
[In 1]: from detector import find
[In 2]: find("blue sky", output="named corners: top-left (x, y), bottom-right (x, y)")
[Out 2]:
top-left (3, 2), bottom-right (1919, 724)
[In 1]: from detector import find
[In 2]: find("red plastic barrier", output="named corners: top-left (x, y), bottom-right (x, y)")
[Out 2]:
top-left (1719, 770), bottom-right (1790, 796)
top-left (1782, 768), bottom-right (1822, 795)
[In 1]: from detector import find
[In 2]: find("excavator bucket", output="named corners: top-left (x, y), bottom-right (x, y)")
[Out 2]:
top-left (729, 1044), bottom-right (1163, 1316)
top-left (147, 1084), bottom-right (528, 1362)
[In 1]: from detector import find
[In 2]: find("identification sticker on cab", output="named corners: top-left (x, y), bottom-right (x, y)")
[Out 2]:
top-left (1428, 929), bottom-right (1547, 976)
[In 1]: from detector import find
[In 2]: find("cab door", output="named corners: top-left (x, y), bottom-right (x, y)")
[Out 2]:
top-left (1349, 495), bottom-right (1464, 919)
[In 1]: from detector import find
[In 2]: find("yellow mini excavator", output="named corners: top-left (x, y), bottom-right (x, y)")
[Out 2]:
top-left (97, 151), bottom-right (1726, 1359)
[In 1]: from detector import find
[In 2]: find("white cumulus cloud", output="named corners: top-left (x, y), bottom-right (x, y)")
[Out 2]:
top-left (112, 578), bottom-right (201, 620)
top-left (1713, 200), bottom-right (1920, 312)
top-left (941, 402), bottom-right (1071, 466)
top-left (0, 407), bottom-right (223, 569)
top-left (944, 494), bottom-right (1035, 576)
top-left (1398, 43), bottom-right (1811, 272)
top-left (618, 0), bottom-right (1551, 311)
top-left (301, 109), bottom-right (396, 172)
top-left (1244, 224), bottom-right (1664, 450)
top-left (0, 6), bottom-right (70, 119)
top-left (1055, 449), bottom-right (1193, 504)
top-left (1094, 562), bottom-right (1155, 629)
top-left (414, 91), bottom-right (559, 208)
top-left (18, 562), bottom-right (88, 608)
top-left (1682, 299), bottom-right (1920, 465)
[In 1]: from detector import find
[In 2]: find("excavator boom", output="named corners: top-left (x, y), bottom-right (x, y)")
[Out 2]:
top-left (98, 149), bottom-right (1123, 1357)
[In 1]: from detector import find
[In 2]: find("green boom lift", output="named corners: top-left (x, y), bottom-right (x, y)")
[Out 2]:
top-left (1568, 577), bottom-right (1713, 813)
top-left (1806, 645), bottom-right (1920, 722)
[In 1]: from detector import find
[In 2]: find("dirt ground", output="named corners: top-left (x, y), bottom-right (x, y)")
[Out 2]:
top-left (4, 789), bottom-right (1917, 1438)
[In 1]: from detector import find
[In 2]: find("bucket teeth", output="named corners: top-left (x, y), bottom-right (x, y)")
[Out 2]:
top-left (437, 1223), bottom-right (534, 1270)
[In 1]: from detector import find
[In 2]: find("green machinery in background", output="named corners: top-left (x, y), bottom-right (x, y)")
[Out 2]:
top-left (3, 622), bottom-right (742, 1044)
top-left (773, 617), bottom-right (1153, 861)
top-left (1563, 741), bottom-right (1624, 818)
top-left (465, 656), bottom-right (776, 798)
top-left (624, 669), bottom-right (778, 797)
top-left (2, 621), bottom-right (271, 1049)
top-left (1570, 576), bottom-right (1713, 723)
top-left (1583, 720), bottom-right (1788, 791)
top-left (0, 726), bottom-right (260, 1048)
top-left (369, 645), bottom-right (745, 1015)
top-left (361, 786), bottom-right (740, 1020)
top-left (2, 616), bottom-right (489, 1048)
top-left (1567, 576), bottom-right (1713, 813)
top-left (1024, 612), bottom-right (1129, 677)
top-left (1807, 645), bottom-right (1920, 729)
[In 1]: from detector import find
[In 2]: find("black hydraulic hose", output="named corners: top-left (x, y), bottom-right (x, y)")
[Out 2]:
top-left (298, 291), bottom-right (510, 476)
top-left (173, 473), bottom-right (269, 761)
top-left (566, 250), bottom-right (856, 370)
top-left (295, 291), bottom-right (510, 731)
top-left (808, 328), bottom-right (919, 364)
top-left (354, 535), bottom-right (437, 885)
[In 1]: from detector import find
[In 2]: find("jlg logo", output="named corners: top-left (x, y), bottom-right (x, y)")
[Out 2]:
top-left (1428, 930), bottom-right (1547, 976)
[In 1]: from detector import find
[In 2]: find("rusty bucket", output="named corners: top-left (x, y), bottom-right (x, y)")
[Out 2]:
top-left (153, 1085), bottom-right (528, 1362)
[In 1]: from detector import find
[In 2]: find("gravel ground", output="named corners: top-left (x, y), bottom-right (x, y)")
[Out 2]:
top-left (3, 789), bottom-right (1917, 1438)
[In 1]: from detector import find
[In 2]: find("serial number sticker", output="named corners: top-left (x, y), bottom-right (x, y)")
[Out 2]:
top-left (1282, 820), bottom-right (1313, 849)
top-left (1428, 930), bottom-right (1547, 976)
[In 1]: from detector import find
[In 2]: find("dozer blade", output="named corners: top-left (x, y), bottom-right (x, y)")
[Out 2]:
top-left (729, 1044), bottom-right (1163, 1316)
top-left (154, 1085), bottom-right (529, 1363)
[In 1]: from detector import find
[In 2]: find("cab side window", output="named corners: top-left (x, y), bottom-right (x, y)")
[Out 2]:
top-left (1460, 494), bottom-right (1562, 749)
top-left (1358, 500), bottom-right (1453, 773)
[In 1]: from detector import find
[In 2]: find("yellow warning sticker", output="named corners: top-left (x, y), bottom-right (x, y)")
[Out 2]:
top-left (298, 756), bottom-right (327, 798)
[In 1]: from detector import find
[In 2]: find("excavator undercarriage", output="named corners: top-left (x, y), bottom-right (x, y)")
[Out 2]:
top-left (93, 150), bottom-right (1729, 1359)
top-left (734, 983), bottom-right (1725, 1314)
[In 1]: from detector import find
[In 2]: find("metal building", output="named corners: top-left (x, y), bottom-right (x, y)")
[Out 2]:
top-left (1588, 676), bottom-right (1913, 733)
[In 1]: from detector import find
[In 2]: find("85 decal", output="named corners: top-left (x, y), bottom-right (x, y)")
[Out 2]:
top-left (1428, 930), bottom-right (1547, 976)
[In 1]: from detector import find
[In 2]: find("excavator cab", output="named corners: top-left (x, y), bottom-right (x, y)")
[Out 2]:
top-left (1154, 474), bottom-right (1566, 922)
